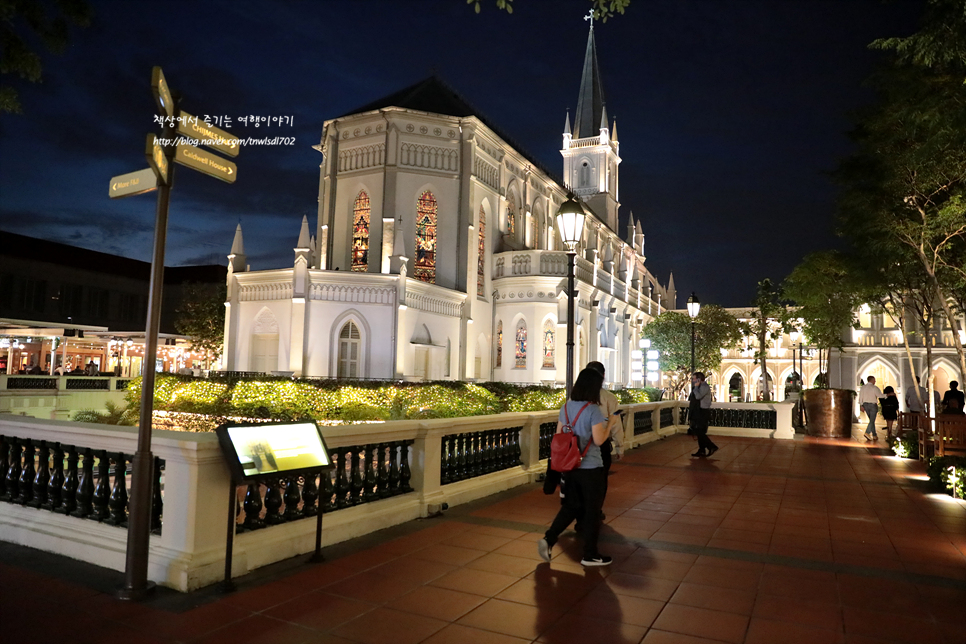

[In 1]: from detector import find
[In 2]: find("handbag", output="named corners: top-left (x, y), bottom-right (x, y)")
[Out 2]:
top-left (550, 402), bottom-right (593, 472)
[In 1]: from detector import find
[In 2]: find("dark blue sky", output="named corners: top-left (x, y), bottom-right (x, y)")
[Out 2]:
top-left (0, 0), bottom-right (921, 307)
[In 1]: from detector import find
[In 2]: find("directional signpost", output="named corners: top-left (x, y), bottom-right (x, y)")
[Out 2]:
top-left (175, 143), bottom-right (237, 183)
top-left (109, 168), bottom-right (158, 199)
top-left (115, 65), bottom-right (241, 601)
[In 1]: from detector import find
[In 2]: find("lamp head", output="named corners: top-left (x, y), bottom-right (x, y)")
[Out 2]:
top-left (555, 195), bottom-right (586, 253)
top-left (686, 292), bottom-right (700, 319)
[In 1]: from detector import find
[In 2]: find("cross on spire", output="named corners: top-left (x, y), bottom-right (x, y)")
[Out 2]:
top-left (584, 9), bottom-right (594, 28)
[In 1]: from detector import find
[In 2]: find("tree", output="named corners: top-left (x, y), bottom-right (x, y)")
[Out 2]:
top-left (783, 252), bottom-right (861, 387)
top-left (0, 0), bottom-right (92, 114)
top-left (174, 283), bottom-right (226, 369)
top-left (744, 279), bottom-right (791, 401)
top-left (641, 304), bottom-right (745, 399)
top-left (836, 0), bottom-right (966, 381)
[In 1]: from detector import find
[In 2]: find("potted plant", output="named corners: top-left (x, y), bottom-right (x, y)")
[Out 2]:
top-left (784, 251), bottom-right (861, 438)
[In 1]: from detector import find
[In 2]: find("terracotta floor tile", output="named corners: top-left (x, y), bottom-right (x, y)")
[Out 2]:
top-left (465, 552), bottom-right (541, 578)
top-left (373, 555), bottom-right (457, 584)
top-left (705, 537), bottom-right (769, 554)
top-left (493, 539), bottom-right (549, 561)
top-left (442, 532), bottom-right (513, 552)
top-left (693, 556), bottom-right (764, 573)
top-left (332, 607), bottom-right (446, 644)
top-left (615, 557), bottom-right (693, 582)
top-left (746, 617), bottom-right (846, 644)
top-left (429, 567), bottom-right (519, 597)
top-left (669, 581), bottom-right (756, 615)
top-left (324, 569), bottom-right (424, 604)
top-left (220, 579), bottom-right (310, 613)
top-left (842, 605), bottom-right (946, 644)
top-left (421, 624), bottom-right (532, 644)
top-left (641, 630), bottom-right (740, 644)
top-left (263, 591), bottom-right (375, 631)
top-left (753, 594), bottom-right (844, 631)
top-left (650, 530), bottom-right (711, 547)
top-left (193, 615), bottom-right (318, 644)
top-left (682, 563), bottom-right (761, 591)
top-left (651, 603), bottom-right (750, 644)
top-left (572, 585), bottom-right (665, 627)
top-left (410, 543), bottom-right (487, 566)
top-left (536, 612), bottom-right (649, 644)
top-left (495, 576), bottom-right (595, 608)
top-left (605, 571), bottom-right (681, 601)
top-left (466, 524), bottom-right (530, 539)
top-left (457, 598), bottom-right (564, 640)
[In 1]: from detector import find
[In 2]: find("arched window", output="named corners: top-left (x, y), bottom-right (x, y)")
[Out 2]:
top-left (477, 205), bottom-right (486, 295)
top-left (338, 321), bottom-right (361, 378)
top-left (579, 160), bottom-right (591, 187)
top-left (351, 191), bottom-right (370, 272)
top-left (515, 320), bottom-right (527, 368)
top-left (506, 193), bottom-right (516, 235)
top-left (414, 191), bottom-right (437, 283)
top-left (495, 321), bottom-right (503, 368)
top-left (542, 319), bottom-right (555, 369)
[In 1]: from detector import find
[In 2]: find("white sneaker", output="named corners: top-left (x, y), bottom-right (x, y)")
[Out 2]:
top-left (580, 554), bottom-right (612, 567)
top-left (537, 538), bottom-right (551, 562)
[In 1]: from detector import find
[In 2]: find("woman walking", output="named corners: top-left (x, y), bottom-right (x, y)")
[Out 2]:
top-left (881, 386), bottom-right (899, 437)
top-left (538, 368), bottom-right (612, 567)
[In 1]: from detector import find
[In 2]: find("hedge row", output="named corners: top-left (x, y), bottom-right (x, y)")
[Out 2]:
top-left (125, 374), bottom-right (660, 422)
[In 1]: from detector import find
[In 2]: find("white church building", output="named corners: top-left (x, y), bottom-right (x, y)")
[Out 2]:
top-left (222, 24), bottom-right (676, 387)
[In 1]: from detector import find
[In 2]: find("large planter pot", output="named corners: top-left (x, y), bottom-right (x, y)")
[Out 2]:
top-left (803, 388), bottom-right (855, 438)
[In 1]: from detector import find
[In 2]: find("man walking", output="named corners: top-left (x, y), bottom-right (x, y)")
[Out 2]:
top-left (858, 376), bottom-right (886, 441)
top-left (689, 372), bottom-right (718, 457)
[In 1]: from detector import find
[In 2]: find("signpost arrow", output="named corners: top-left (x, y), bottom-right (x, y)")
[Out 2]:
top-left (145, 134), bottom-right (169, 184)
top-left (177, 111), bottom-right (240, 158)
top-left (175, 143), bottom-right (237, 183)
top-left (151, 66), bottom-right (174, 118)
top-left (109, 168), bottom-right (158, 199)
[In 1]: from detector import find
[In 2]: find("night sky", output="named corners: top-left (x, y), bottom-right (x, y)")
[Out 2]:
top-left (0, 0), bottom-right (922, 307)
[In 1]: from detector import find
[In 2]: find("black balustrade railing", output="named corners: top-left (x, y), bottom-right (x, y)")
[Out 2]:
top-left (235, 440), bottom-right (414, 532)
top-left (6, 377), bottom-right (57, 390)
top-left (538, 421), bottom-right (556, 460)
top-left (659, 408), bottom-right (674, 428)
top-left (680, 407), bottom-right (690, 426)
top-left (707, 408), bottom-right (777, 430)
top-left (66, 378), bottom-right (110, 391)
top-left (116, 379), bottom-right (132, 391)
top-left (441, 427), bottom-right (522, 484)
top-left (0, 435), bottom-right (164, 533)
top-left (634, 410), bottom-right (653, 435)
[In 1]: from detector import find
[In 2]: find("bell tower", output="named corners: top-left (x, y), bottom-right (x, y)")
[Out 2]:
top-left (560, 13), bottom-right (621, 231)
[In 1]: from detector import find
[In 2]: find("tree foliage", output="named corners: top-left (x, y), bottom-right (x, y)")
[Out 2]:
top-left (744, 279), bottom-right (791, 401)
top-left (174, 282), bottom-right (226, 368)
top-left (466, 0), bottom-right (631, 21)
top-left (783, 252), bottom-right (860, 385)
top-left (0, 0), bottom-right (92, 114)
top-left (641, 304), bottom-right (745, 398)
top-left (835, 0), bottom-right (966, 380)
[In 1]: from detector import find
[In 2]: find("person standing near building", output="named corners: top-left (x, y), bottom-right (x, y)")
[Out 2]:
top-left (858, 376), bottom-right (886, 441)
top-left (941, 381), bottom-right (965, 414)
top-left (689, 372), bottom-right (718, 457)
top-left (881, 386), bottom-right (900, 437)
top-left (905, 377), bottom-right (928, 414)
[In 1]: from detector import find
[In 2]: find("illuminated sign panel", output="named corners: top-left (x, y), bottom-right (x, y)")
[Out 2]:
top-left (151, 66), bottom-right (174, 118)
top-left (177, 111), bottom-right (241, 158)
top-left (109, 168), bottom-right (158, 199)
top-left (175, 143), bottom-right (237, 183)
top-left (145, 134), bottom-right (169, 184)
top-left (216, 421), bottom-right (333, 482)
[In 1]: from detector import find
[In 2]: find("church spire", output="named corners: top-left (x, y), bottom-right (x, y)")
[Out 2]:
top-left (228, 223), bottom-right (247, 275)
top-left (573, 17), bottom-right (606, 139)
top-left (563, 109), bottom-right (571, 136)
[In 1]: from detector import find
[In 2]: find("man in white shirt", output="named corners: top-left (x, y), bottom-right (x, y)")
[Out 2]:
top-left (858, 376), bottom-right (887, 441)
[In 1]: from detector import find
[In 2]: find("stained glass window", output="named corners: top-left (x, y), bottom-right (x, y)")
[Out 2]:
top-left (515, 321), bottom-right (527, 368)
top-left (477, 206), bottom-right (485, 295)
top-left (351, 191), bottom-right (370, 272)
top-left (414, 191), bottom-right (437, 283)
top-left (506, 193), bottom-right (516, 235)
top-left (542, 319), bottom-right (555, 369)
top-left (495, 321), bottom-right (503, 368)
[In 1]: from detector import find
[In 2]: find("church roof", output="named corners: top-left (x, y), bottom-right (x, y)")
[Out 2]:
top-left (341, 75), bottom-right (564, 186)
top-left (573, 25), bottom-right (607, 139)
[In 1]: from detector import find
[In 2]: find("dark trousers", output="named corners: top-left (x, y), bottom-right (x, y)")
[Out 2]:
top-left (690, 406), bottom-right (717, 453)
top-left (545, 467), bottom-right (607, 559)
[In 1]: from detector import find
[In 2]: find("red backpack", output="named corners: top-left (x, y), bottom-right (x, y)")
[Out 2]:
top-left (550, 402), bottom-right (593, 472)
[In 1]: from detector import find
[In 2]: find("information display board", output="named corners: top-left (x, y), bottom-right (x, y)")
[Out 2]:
top-left (216, 421), bottom-right (333, 482)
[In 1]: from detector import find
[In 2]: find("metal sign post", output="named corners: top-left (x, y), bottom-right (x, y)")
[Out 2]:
top-left (116, 65), bottom-right (241, 600)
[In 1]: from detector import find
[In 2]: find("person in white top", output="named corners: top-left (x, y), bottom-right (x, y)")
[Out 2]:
top-left (858, 376), bottom-right (887, 441)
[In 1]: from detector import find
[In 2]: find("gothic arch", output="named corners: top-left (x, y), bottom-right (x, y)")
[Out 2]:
top-left (857, 356), bottom-right (900, 390)
top-left (414, 188), bottom-right (438, 284)
top-left (328, 309), bottom-right (371, 378)
top-left (253, 306), bottom-right (279, 334)
top-left (250, 307), bottom-right (279, 373)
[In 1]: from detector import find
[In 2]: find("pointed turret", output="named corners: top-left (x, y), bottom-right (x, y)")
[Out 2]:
top-left (295, 215), bottom-right (313, 266)
top-left (573, 23), bottom-right (606, 139)
top-left (599, 103), bottom-right (609, 133)
top-left (611, 117), bottom-right (618, 142)
top-left (626, 212), bottom-right (635, 245)
top-left (667, 272), bottom-right (677, 310)
top-left (634, 218), bottom-right (644, 254)
top-left (227, 223), bottom-right (247, 275)
top-left (564, 110), bottom-right (571, 136)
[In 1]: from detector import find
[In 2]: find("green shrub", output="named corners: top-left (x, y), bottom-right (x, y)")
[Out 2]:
top-left (927, 455), bottom-right (966, 499)
top-left (889, 433), bottom-right (918, 459)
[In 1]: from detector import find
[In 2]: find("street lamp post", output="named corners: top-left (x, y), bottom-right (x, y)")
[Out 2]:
top-left (686, 292), bottom-right (700, 384)
top-left (555, 195), bottom-right (586, 399)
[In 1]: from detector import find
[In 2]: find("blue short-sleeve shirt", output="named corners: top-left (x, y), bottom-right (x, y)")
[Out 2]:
top-left (558, 400), bottom-right (607, 469)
